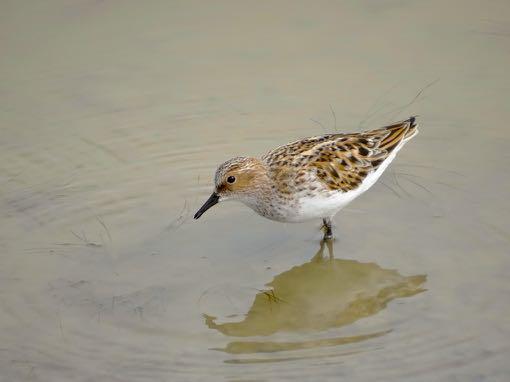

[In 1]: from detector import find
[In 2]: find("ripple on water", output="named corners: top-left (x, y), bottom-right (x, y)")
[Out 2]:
top-left (0, 121), bottom-right (238, 244)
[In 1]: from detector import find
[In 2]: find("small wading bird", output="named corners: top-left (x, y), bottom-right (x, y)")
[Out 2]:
top-left (194, 117), bottom-right (418, 240)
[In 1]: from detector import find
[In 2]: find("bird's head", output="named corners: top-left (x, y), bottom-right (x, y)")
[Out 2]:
top-left (194, 157), bottom-right (268, 219)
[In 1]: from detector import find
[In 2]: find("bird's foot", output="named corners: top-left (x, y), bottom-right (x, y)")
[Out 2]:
top-left (323, 232), bottom-right (333, 241)
top-left (321, 218), bottom-right (334, 241)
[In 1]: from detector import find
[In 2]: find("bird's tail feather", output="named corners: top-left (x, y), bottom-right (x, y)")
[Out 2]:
top-left (379, 116), bottom-right (418, 151)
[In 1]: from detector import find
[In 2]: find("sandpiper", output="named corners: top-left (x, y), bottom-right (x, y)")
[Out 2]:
top-left (194, 117), bottom-right (418, 240)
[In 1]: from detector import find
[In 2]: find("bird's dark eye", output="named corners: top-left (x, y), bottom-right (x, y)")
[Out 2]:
top-left (227, 176), bottom-right (236, 184)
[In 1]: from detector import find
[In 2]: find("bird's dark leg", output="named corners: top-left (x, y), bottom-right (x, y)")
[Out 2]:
top-left (322, 217), bottom-right (333, 240)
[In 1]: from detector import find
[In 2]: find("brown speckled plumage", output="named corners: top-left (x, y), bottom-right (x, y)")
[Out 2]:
top-left (262, 117), bottom-right (417, 193)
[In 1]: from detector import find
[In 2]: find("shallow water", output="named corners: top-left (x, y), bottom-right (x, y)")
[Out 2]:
top-left (1, 1), bottom-right (510, 381)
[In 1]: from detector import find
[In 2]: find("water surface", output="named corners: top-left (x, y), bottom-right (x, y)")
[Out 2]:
top-left (1, 1), bottom-right (510, 381)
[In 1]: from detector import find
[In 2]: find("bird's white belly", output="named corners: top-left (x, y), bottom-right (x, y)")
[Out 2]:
top-left (293, 190), bottom-right (360, 221)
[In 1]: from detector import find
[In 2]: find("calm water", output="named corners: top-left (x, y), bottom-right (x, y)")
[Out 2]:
top-left (1, 1), bottom-right (510, 381)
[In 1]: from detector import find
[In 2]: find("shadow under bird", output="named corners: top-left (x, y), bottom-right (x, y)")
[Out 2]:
top-left (194, 116), bottom-right (418, 239)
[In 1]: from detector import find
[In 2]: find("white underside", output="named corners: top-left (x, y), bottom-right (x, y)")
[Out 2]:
top-left (289, 139), bottom-right (410, 222)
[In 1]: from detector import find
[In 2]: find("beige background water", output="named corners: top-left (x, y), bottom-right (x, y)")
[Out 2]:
top-left (1, 1), bottom-right (510, 381)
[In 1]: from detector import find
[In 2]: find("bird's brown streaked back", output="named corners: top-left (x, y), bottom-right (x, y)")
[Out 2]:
top-left (262, 117), bottom-right (418, 193)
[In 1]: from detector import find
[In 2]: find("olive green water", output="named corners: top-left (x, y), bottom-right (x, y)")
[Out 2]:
top-left (1, 1), bottom-right (510, 381)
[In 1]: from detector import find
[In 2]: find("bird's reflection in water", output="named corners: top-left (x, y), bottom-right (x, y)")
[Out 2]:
top-left (205, 240), bottom-right (426, 355)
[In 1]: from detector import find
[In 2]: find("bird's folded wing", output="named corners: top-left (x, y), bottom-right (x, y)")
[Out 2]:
top-left (305, 118), bottom-right (417, 192)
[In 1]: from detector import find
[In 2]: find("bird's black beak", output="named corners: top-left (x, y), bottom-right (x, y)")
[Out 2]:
top-left (194, 193), bottom-right (220, 219)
